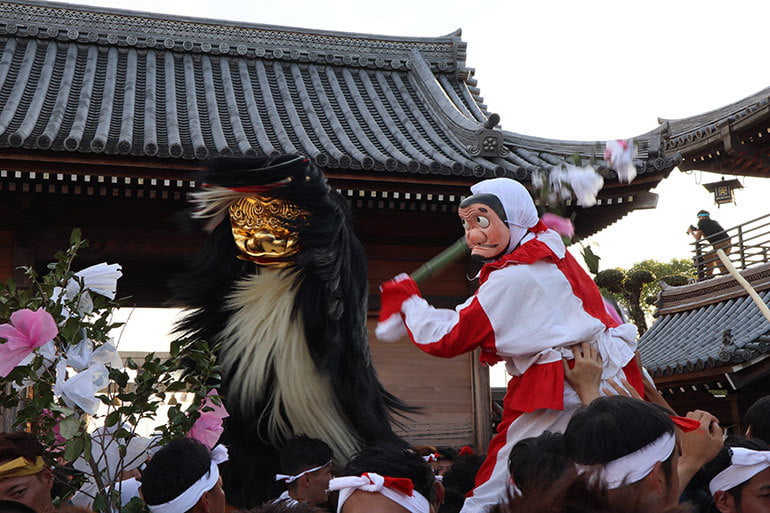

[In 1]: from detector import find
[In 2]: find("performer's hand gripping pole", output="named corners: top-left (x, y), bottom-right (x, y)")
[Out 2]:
top-left (410, 237), bottom-right (468, 285)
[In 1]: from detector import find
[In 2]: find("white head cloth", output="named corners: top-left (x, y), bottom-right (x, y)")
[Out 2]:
top-left (328, 473), bottom-right (430, 513)
top-left (469, 178), bottom-right (539, 253)
top-left (147, 445), bottom-right (229, 513)
top-left (709, 447), bottom-right (770, 495)
top-left (275, 460), bottom-right (332, 483)
top-left (576, 431), bottom-right (675, 489)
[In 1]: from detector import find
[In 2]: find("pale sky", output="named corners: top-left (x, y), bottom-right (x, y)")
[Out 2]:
top-left (58, 0), bottom-right (770, 269)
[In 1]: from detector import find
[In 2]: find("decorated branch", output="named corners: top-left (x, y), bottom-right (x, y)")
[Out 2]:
top-left (0, 229), bottom-right (223, 512)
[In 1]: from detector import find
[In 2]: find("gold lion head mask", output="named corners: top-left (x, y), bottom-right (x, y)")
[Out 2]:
top-left (228, 195), bottom-right (309, 268)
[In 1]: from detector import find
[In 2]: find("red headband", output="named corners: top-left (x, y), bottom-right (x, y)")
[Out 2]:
top-left (459, 445), bottom-right (475, 456)
top-left (671, 415), bottom-right (701, 433)
top-left (363, 473), bottom-right (414, 496)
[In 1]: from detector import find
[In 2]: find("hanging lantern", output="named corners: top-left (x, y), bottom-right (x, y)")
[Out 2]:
top-left (703, 177), bottom-right (743, 206)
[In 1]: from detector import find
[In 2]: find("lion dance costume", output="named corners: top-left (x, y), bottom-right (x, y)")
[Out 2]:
top-left (377, 177), bottom-right (645, 513)
top-left (173, 155), bottom-right (408, 507)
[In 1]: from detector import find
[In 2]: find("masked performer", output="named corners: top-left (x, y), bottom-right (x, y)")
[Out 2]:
top-left (173, 155), bottom-right (408, 507)
top-left (377, 177), bottom-right (643, 513)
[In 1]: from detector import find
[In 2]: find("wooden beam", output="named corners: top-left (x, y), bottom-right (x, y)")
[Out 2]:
top-left (470, 349), bottom-right (492, 450)
top-left (654, 365), bottom-right (731, 386)
top-left (727, 355), bottom-right (770, 389)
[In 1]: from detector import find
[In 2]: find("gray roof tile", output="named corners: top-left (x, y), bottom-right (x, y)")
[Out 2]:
top-left (0, 0), bottom-right (679, 180)
top-left (639, 289), bottom-right (770, 377)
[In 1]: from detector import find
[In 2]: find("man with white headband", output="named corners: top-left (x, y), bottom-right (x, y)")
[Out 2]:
top-left (566, 396), bottom-right (684, 509)
top-left (328, 444), bottom-right (435, 513)
top-left (141, 438), bottom-right (228, 513)
top-left (377, 177), bottom-right (642, 512)
top-left (705, 439), bottom-right (770, 513)
top-left (273, 435), bottom-right (333, 507)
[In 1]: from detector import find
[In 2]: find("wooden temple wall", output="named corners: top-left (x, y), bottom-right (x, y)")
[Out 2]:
top-left (358, 208), bottom-right (491, 449)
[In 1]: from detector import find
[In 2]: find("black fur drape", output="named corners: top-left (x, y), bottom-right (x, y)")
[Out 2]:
top-left (171, 155), bottom-right (410, 507)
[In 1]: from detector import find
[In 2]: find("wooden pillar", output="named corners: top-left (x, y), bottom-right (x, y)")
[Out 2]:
top-left (470, 350), bottom-right (492, 450)
top-left (0, 231), bottom-right (13, 282)
top-left (729, 394), bottom-right (741, 434)
top-left (11, 197), bottom-right (36, 288)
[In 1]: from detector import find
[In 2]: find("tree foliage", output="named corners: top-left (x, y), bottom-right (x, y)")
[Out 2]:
top-left (594, 258), bottom-right (695, 335)
top-left (0, 229), bottom-right (221, 511)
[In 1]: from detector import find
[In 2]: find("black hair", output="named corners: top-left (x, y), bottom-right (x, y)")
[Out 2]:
top-left (140, 438), bottom-right (213, 505)
top-left (436, 446), bottom-right (458, 462)
top-left (459, 193), bottom-right (507, 223)
top-left (441, 453), bottom-right (485, 498)
top-left (565, 396), bottom-right (676, 487)
top-left (0, 432), bottom-right (44, 463)
top-left (0, 502), bottom-right (37, 513)
top-left (746, 395), bottom-right (770, 444)
top-left (565, 396), bottom-right (675, 464)
top-left (438, 487), bottom-right (464, 513)
top-left (279, 435), bottom-right (333, 485)
top-left (699, 436), bottom-right (770, 512)
top-left (508, 431), bottom-right (572, 493)
top-left (488, 473), bottom-right (694, 513)
top-left (342, 443), bottom-right (435, 504)
top-left (252, 500), bottom-right (323, 513)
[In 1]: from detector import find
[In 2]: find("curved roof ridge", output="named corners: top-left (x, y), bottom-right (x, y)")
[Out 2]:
top-left (1, 0), bottom-right (465, 71)
top-left (406, 49), bottom-right (482, 138)
top-left (657, 85), bottom-right (770, 136)
top-left (502, 131), bottom-right (609, 157)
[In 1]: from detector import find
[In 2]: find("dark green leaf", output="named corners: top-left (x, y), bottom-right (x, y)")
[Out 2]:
top-left (63, 435), bottom-right (84, 462)
top-left (58, 414), bottom-right (81, 440)
top-left (92, 492), bottom-right (108, 513)
top-left (105, 410), bottom-right (120, 428)
top-left (69, 228), bottom-right (81, 246)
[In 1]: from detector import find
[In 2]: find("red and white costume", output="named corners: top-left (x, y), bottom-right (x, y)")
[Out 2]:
top-left (378, 178), bottom-right (644, 513)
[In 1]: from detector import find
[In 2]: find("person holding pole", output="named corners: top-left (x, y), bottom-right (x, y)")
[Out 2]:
top-left (688, 210), bottom-right (731, 277)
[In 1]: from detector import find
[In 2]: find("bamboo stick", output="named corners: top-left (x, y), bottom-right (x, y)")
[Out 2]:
top-left (410, 237), bottom-right (468, 285)
top-left (716, 249), bottom-right (770, 323)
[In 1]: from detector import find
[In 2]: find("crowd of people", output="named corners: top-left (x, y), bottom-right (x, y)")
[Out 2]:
top-left (0, 390), bottom-right (767, 513)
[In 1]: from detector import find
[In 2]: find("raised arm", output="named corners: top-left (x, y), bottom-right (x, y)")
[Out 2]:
top-left (378, 274), bottom-right (492, 358)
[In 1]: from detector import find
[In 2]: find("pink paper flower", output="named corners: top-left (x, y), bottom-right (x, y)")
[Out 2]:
top-left (604, 139), bottom-right (637, 183)
top-left (602, 297), bottom-right (624, 325)
top-left (541, 213), bottom-right (575, 239)
top-left (40, 409), bottom-right (66, 450)
top-left (0, 308), bottom-right (58, 377)
top-left (187, 389), bottom-right (229, 450)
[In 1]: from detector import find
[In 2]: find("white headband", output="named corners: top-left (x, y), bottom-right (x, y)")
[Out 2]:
top-left (147, 445), bottom-right (229, 513)
top-left (576, 432), bottom-right (675, 489)
top-left (275, 460), bottom-right (332, 483)
top-left (709, 447), bottom-right (770, 495)
top-left (329, 473), bottom-right (430, 513)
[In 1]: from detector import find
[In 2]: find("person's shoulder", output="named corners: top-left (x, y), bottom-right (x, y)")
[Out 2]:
top-left (486, 258), bottom-right (557, 282)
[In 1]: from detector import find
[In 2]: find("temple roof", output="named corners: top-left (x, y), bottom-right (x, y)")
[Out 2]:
top-left (639, 263), bottom-right (770, 379)
top-left (0, 0), bottom-right (680, 183)
top-left (656, 86), bottom-right (770, 176)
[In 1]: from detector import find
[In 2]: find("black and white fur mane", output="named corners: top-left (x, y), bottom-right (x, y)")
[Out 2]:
top-left (171, 155), bottom-right (409, 507)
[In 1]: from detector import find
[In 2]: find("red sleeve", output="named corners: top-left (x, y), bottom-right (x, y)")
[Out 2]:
top-left (402, 296), bottom-right (496, 358)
